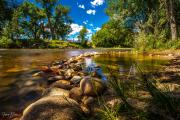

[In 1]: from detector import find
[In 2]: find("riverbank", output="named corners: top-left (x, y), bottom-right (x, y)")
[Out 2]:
top-left (9, 51), bottom-right (178, 120)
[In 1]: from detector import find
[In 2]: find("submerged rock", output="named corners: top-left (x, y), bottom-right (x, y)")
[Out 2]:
top-left (21, 96), bottom-right (84, 120)
top-left (80, 77), bottom-right (106, 96)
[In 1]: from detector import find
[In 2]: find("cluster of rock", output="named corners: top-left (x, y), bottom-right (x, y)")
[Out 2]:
top-left (21, 52), bottom-right (108, 120)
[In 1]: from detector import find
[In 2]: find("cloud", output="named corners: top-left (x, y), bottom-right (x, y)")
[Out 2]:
top-left (86, 9), bottom-right (96, 15)
top-left (94, 27), bottom-right (101, 31)
top-left (70, 23), bottom-right (83, 35)
top-left (83, 20), bottom-right (88, 24)
top-left (78, 4), bottom-right (85, 9)
top-left (87, 29), bottom-right (92, 34)
top-left (89, 24), bottom-right (93, 27)
top-left (90, 0), bottom-right (104, 7)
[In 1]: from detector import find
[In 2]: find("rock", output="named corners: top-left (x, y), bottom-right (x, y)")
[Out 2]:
top-left (50, 66), bottom-right (60, 74)
top-left (80, 105), bottom-right (90, 115)
top-left (82, 96), bottom-right (94, 107)
top-left (21, 96), bottom-right (84, 120)
top-left (64, 69), bottom-right (75, 79)
top-left (80, 77), bottom-right (106, 96)
top-left (69, 87), bottom-right (83, 102)
top-left (74, 65), bottom-right (82, 71)
top-left (105, 98), bottom-right (122, 108)
top-left (70, 76), bottom-right (82, 84)
top-left (50, 80), bottom-right (72, 90)
top-left (157, 83), bottom-right (180, 92)
top-left (40, 66), bottom-right (51, 72)
top-left (48, 76), bottom-right (65, 82)
top-left (43, 87), bottom-right (69, 97)
top-left (32, 71), bottom-right (44, 77)
top-left (92, 71), bottom-right (101, 78)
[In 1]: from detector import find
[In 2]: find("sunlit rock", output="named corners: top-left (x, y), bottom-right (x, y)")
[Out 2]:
top-left (43, 87), bottom-right (69, 97)
top-left (21, 96), bottom-right (84, 120)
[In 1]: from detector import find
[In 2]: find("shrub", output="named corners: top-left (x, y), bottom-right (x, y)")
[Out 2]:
top-left (0, 36), bottom-right (13, 48)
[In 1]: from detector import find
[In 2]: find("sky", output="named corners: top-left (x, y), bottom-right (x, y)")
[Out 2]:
top-left (60, 0), bottom-right (109, 40)
top-left (16, 0), bottom-right (109, 40)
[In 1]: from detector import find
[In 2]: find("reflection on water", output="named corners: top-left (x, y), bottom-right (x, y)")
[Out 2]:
top-left (0, 49), bottom-right (170, 114)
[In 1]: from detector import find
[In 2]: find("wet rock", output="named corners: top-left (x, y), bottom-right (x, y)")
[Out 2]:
top-left (40, 66), bottom-right (51, 72)
top-left (70, 76), bottom-right (82, 84)
top-left (80, 77), bottom-right (106, 96)
top-left (43, 87), bottom-right (69, 97)
top-left (50, 66), bottom-right (60, 74)
top-left (48, 76), bottom-right (65, 82)
top-left (21, 96), bottom-right (84, 120)
top-left (32, 71), bottom-right (44, 77)
top-left (64, 69), bottom-right (75, 79)
top-left (50, 80), bottom-right (72, 90)
top-left (69, 87), bottom-right (83, 102)
top-left (74, 65), bottom-right (82, 71)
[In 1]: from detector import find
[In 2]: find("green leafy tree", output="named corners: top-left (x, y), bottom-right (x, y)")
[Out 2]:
top-left (36, 0), bottom-right (72, 40)
top-left (78, 26), bottom-right (88, 46)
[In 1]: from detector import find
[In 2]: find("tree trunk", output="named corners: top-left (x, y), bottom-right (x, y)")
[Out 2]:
top-left (169, 0), bottom-right (178, 40)
top-left (47, 15), bottom-right (55, 40)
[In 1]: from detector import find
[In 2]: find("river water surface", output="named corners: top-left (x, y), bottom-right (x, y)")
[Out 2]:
top-left (0, 49), bottom-right (171, 116)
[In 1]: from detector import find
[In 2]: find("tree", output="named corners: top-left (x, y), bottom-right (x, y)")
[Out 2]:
top-left (166, 0), bottom-right (178, 40)
top-left (0, 0), bottom-right (20, 34)
top-left (78, 26), bottom-right (88, 46)
top-left (36, 0), bottom-right (72, 40)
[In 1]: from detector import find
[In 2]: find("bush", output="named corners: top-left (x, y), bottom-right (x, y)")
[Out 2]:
top-left (0, 36), bottom-right (13, 48)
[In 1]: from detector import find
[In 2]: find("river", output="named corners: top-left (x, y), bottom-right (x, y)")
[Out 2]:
top-left (0, 49), bottom-right (170, 115)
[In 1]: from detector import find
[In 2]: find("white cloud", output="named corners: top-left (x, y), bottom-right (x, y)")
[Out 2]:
top-left (86, 9), bottom-right (96, 15)
top-left (78, 4), bottom-right (85, 9)
top-left (70, 23), bottom-right (83, 35)
top-left (89, 24), bottom-right (93, 27)
top-left (94, 27), bottom-right (101, 31)
top-left (83, 20), bottom-right (88, 24)
top-left (91, 0), bottom-right (104, 7)
top-left (88, 29), bottom-right (92, 34)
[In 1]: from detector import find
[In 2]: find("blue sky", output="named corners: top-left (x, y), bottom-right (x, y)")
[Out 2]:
top-left (18, 0), bottom-right (109, 40)
top-left (60, 0), bottom-right (109, 40)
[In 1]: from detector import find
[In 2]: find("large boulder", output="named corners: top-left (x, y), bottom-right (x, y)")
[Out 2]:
top-left (42, 87), bottom-right (69, 97)
top-left (80, 77), bottom-right (106, 96)
top-left (21, 96), bottom-right (84, 120)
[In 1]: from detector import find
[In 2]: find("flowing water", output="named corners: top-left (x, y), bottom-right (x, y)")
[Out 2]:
top-left (0, 49), bottom-right (171, 116)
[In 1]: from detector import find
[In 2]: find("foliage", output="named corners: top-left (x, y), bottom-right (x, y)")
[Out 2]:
top-left (0, 0), bottom-right (72, 48)
top-left (0, 36), bottom-right (13, 48)
top-left (47, 40), bottom-right (83, 49)
top-left (78, 26), bottom-right (88, 47)
top-left (92, 0), bottom-right (180, 50)
top-left (92, 20), bottom-right (134, 48)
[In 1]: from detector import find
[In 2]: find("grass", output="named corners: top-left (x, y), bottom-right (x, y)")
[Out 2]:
top-left (94, 64), bottom-right (180, 120)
